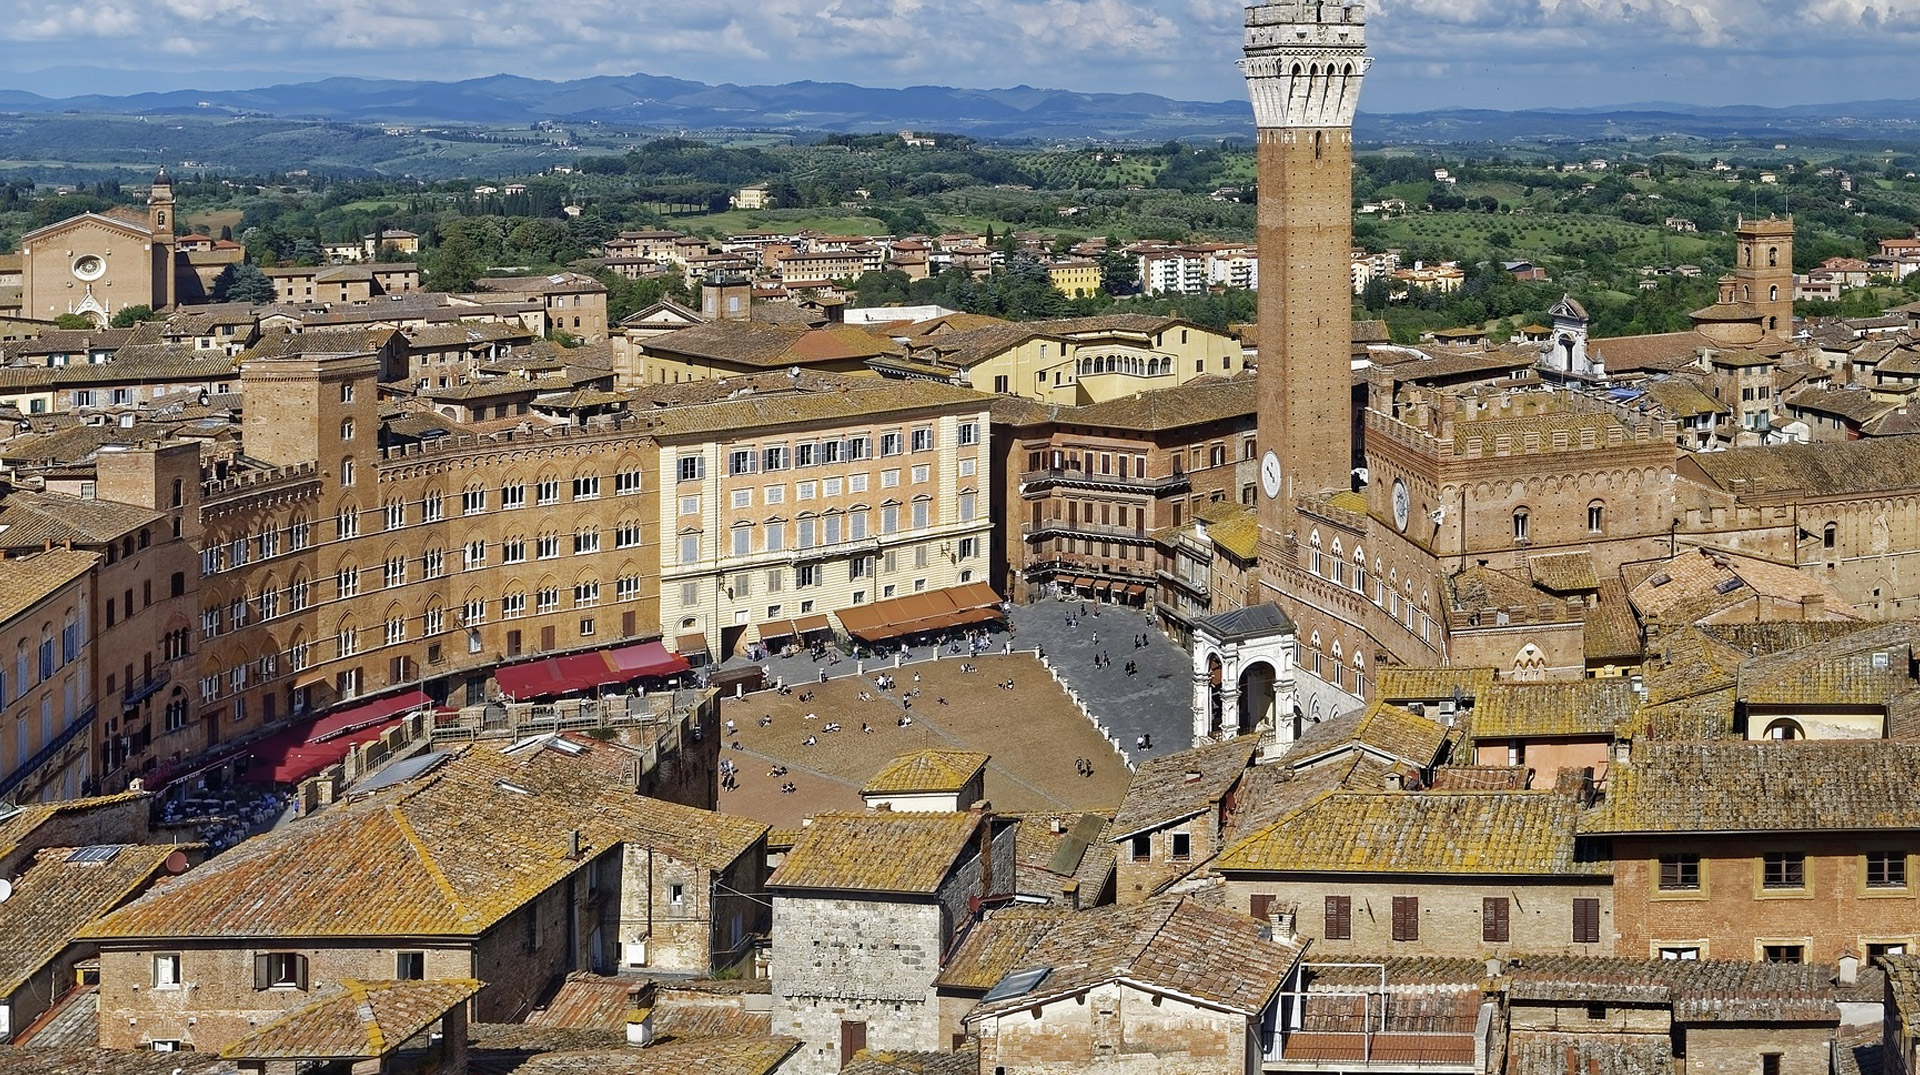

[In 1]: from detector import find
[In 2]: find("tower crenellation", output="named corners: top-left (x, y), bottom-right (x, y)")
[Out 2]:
top-left (1242, 1), bottom-right (1371, 129)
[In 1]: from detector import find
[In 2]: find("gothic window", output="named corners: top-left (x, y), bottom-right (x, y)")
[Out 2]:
top-left (1512, 509), bottom-right (1530, 544)
top-left (1768, 247), bottom-right (1778, 268)
top-left (1588, 501), bottom-right (1605, 534)
top-left (1309, 531), bottom-right (1323, 577)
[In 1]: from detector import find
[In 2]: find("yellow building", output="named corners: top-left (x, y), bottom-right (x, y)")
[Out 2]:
top-left (0, 548), bottom-right (99, 802)
top-left (879, 314), bottom-right (1245, 406)
top-left (652, 378), bottom-right (995, 662)
top-left (1046, 259), bottom-right (1104, 299)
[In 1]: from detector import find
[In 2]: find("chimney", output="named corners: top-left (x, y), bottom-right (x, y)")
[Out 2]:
top-left (1384, 772), bottom-right (1404, 792)
top-left (1839, 951), bottom-right (1860, 985)
top-left (1485, 956), bottom-right (1505, 979)
top-left (1614, 738), bottom-right (1632, 765)
top-left (1269, 907), bottom-right (1297, 942)
top-left (566, 830), bottom-right (582, 859)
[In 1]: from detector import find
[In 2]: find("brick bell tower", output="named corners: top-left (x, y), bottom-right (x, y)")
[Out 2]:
top-left (1245, 1), bottom-right (1370, 584)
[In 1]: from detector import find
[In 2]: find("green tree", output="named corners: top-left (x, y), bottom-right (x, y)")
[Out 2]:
top-left (1098, 240), bottom-right (1140, 296)
top-left (424, 228), bottom-right (482, 293)
top-left (54, 314), bottom-right (96, 329)
top-left (212, 263), bottom-right (277, 303)
top-left (109, 304), bottom-right (157, 328)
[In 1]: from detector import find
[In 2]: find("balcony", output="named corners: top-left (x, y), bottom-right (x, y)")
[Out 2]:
top-left (0, 705), bottom-right (97, 800)
top-left (123, 669), bottom-right (172, 708)
top-left (1020, 468), bottom-right (1189, 497)
top-left (1022, 520), bottom-right (1156, 545)
top-left (1263, 965), bottom-right (1482, 1074)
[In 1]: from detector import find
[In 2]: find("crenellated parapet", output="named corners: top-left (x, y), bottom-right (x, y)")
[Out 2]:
top-left (1241, 1), bottom-right (1371, 129)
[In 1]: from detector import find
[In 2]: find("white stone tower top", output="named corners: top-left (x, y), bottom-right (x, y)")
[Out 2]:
top-left (1241, 1), bottom-right (1371, 129)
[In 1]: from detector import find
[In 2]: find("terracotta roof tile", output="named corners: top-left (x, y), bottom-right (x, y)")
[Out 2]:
top-left (0, 548), bottom-right (97, 628)
top-left (1582, 741), bottom-right (1920, 834)
top-left (769, 811), bottom-right (984, 894)
top-left (935, 905), bottom-right (1072, 991)
top-left (1286, 700), bottom-right (1454, 771)
top-left (220, 978), bottom-right (483, 1060)
top-left (0, 844), bottom-right (183, 995)
top-left (1472, 680), bottom-right (1640, 740)
top-left (1507, 955), bottom-right (1839, 1023)
top-left (1221, 790), bottom-right (1603, 876)
top-left (1109, 737), bottom-right (1256, 841)
top-left (862, 749), bottom-right (989, 795)
top-left (964, 897), bottom-right (1303, 1020)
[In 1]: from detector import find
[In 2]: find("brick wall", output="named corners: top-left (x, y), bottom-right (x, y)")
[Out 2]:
top-left (1612, 834), bottom-right (1920, 962)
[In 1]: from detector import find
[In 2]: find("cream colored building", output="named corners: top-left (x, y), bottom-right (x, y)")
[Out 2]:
top-left (0, 548), bottom-right (99, 803)
top-left (1046, 259), bottom-right (1104, 299)
top-left (652, 380), bottom-right (995, 662)
top-left (883, 314), bottom-right (1245, 406)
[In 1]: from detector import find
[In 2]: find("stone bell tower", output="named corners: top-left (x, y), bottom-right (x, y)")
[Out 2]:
top-left (1245, 1), bottom-right (1370, 580)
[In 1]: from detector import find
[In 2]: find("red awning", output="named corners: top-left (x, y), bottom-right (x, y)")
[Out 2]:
top-left (494, 658), bottom-right (573, 700)
top-left (304, 690), bottom-right (432, 744)
top-left (607, 640), bottom-right (691, 679)
top-left (554, 653), bottom-right (617, 694)
top-left (249, 720), bottom-right (398, 785)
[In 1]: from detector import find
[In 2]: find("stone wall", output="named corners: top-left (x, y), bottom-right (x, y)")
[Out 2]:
top-left (974, 980), bottom-right (1251, 1075)
top-left (1222, 875), bottom-right (1615, 958)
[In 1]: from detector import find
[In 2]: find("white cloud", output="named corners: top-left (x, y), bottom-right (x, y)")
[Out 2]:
top-left (0, 0), bottom-right (1915, 108)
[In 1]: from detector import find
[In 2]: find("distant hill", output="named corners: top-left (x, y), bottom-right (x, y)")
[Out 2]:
top-left (0, 71), bottom-right (1915, 144)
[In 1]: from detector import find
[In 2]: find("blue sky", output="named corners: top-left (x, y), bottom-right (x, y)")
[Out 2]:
top-left (2, 1), bottom-right (1916, 111)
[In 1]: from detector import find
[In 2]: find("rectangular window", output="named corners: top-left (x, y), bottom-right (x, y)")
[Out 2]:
top-left (732, 489), bottom-right (753, 509)
top-left (1325, 895), bottom-right (1352, 940)
top-left (1763, 946), bottom-right (1803, 965)
top-left (502, 593), bottom-right (526, 618)
top-left (254, 952), bottom-right (309, 991)
top-left (1658, 854), bottom-right (1700, 891)
top-left (762, 446), bottom-right (789, 472)
top-left (797, 481), bottom-right (817, 502)
top-left (678, 455), bottom-right (705, 482)
top-left (1868, 852), bottom-right (1908, 889)
top-left (796, 442), bottom-right (817, 468)
top-left (913, 501), bottom-right (930, 529)
top-left (881, 432), bottom-right (903, 456)
top-left (730, 449), bottom-right (756, 476)
top-left (1573, 898), bottom-right (1601, 943)
top-left (536, 534), bottom-right (559, 560)
top-left (1391, 896), bottom-right (1418, 942)
top-left (680, 534), bottom-right (700, 564)
top-left (733, 529), bottom-right (751, 557)
top-left (615, 469), bottom-right (643, 495)
top-left (1763, 852), bottom-right (1806, 890)
top-left (958, 422), bottom-right (979, 446)
top-left (395, 952), bottom-right (425, 980)
top-left (680, 495), bottom-right (701, 516)
top-left (573, 475), bottom-right (601, 500)
top-left (153, 953), bottom-right (182, 989)
top-left (882, 469), bottom-right (901, 489)
top-left (1483, 897), bottom-right (1509, 943)
top-left (574, 581), bottom-right (600, 607)
top-left (911, 427), bottom-right (933, 452)
top-left (1170, 832), bottom-right (1191, 861)
top-left (1129, 835), bottom-right (1150, 861)
top-left (765, 523), bottom-right (785, 553)
top-left (848, 436), bottom-right (870, 460)
top-left (911, 464), bottom-right (930, 484)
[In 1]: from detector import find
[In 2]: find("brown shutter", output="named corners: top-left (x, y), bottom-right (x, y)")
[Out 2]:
top-left (1483, 897), bottom-right (1509, 943)
top-left (252, 953), bottom-right (270, 990)
top-left (1392, 896), bottom-right (1419, 942)
top-left (1574, 898), bottom-right (1601, 944)
top-left (293, 954), bottom-right (310, 991)
top-left (1325, 895), bottom-right (1351, 941)
top-left (1250, 894), bottom-right (1276, 922)
top-left (840, 1019), bottom-right (868, 1068)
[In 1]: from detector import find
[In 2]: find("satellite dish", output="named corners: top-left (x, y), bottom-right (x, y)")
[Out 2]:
top-left (0, 878), bottom-right (13, 903)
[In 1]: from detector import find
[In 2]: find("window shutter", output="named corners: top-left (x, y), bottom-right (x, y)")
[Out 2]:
top-left (1574, 898), bottom-right (1601, 944)
top-left (1483, 897), bottom-right (1509, 943)
top-left (293, 954), bottom-right (310, 991)
top-left (1392, 896), bottom-right (1419, 942)
top-left (1326, 895), bottom-right (1351, 941)
top-left (1251, 894), bottom-right (1275, 922)
top-left (253, 954), bottom-right (270, 990)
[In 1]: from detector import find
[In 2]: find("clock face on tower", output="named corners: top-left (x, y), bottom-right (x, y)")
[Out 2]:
top-left (1392, 478), bottom-right (1411, 531)
top-left (1261, 451), bottom-right (1283, 500)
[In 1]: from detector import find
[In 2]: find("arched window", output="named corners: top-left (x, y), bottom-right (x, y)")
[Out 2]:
top-left (1331, 641), bottom-right (1345, 688)
top-left (1512, 508), bottom-right (1530, 544)
top-left (1764, 719), bottom-right (1803, 741)
top-left (1823, 522), bottom-right (1838, 550)
top-left (1353, 651), bottom-right (1366, 699)
top-left (1331, 539), bottom-right (1345, 585)
top-left (1353, 546), bottom-right (1367, 594)
top-left (1309, 531), bottom-right (1323, 577)
top-left (1768, 246), bottom-right (1778, 268)
top-left (1769, 285), bottom-right (1779, 302)
top-left (1309, 632), bottom-right (1323, 676)
top-left (1588, 500), bottom-right (1605, 534)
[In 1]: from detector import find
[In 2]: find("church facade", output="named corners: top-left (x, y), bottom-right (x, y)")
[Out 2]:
top-left (17, 170), bottom-right (180, 326)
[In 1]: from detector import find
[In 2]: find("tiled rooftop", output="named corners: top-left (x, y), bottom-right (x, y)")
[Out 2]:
top-left (770, 811), bottom-right (983, 895)
top-left (1108, 737), bottom-right (1256, 841)
top-left (220, 978), bottom-right (483, 1060)
top-left (862, 749), bottom-right (990, 796)
top-left (1221, 790), bottom-right (1603, 876)
top-left (1583, 741), bottom-right (1920, 834)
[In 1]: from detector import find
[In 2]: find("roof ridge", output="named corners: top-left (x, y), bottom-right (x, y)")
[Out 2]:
top-left (384, 805), bottom-right (471, 923)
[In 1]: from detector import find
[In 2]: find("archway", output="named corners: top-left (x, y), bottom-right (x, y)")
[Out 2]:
top-left (1239, 661), bottom-right (1279, 731)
